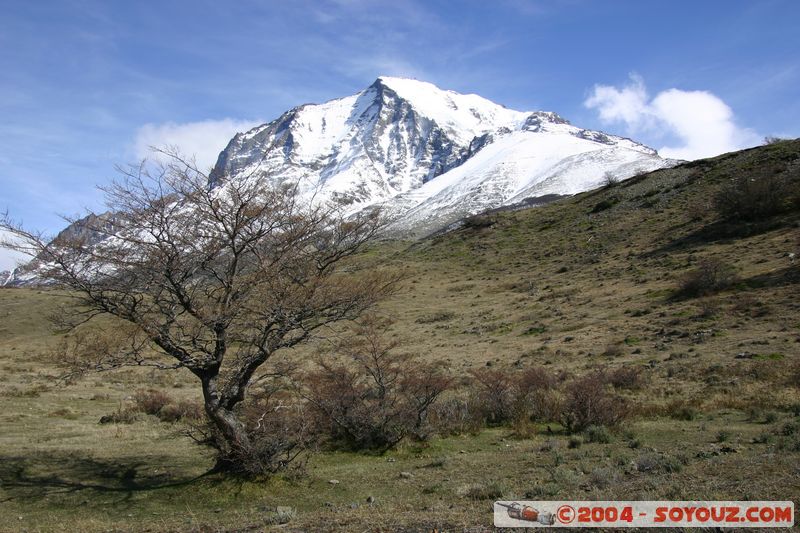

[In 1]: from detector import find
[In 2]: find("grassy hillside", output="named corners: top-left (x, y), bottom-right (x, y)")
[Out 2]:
top-left (384, 139), bottom-right (800, 407)
top-left (0, 140), bottom-right (798, 532)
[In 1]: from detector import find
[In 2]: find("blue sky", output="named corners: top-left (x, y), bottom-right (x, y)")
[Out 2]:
top-left (1, 0), bottom-right (799, 269)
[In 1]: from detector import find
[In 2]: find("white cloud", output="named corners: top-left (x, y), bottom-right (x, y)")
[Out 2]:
top-left (584, 74), bottom-right (651, 130)
top-left (134, 119), bottom-right (262, 172)
top-left (585, 74), bottom-right (760, 160)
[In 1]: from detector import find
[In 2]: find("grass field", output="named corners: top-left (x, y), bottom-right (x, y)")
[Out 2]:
top-left (1, 140), bottom-right (799, 531)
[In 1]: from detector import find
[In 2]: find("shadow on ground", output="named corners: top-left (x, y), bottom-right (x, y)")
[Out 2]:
top-left (0, 451), bottom-right (211, 503)
top-left (742, 265), bottom-right (800, 289)
top-left (647, 217), bottom-right (795, 257)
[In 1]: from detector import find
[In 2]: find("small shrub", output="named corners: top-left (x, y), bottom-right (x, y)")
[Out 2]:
top-left (460, 481), bottom-right (506, 500)
top-left (99, 406), bottom-right (138, 424)
top-left (781, 422), bottom-right (798, 436)
top-left (517, 366), bottom-right (562, 422)
top-left (521, 325), bottom-right (547, 335)
top-left (602, 343), bottom-right (625, 357)
top-left (714, 170), bottom-right (799, 221)
top-left (428, 394), bottom-right (484, 436)
top-left (469, 367), bottom-right (520, 425)
top-left (776, 436), bottom-right (800, 452)
top-left (716, 430), bottom-right (731, 443)
top-left (608, 366), bottom-right (645, 390)
top-left (753, 432), bottom-right (774, 444)
top-left (584, 424), bottom-right (612, 444)
top-left (157, 400), bottom-right (204, 423)
top-left (269, 507), bottom-right (295, 525)
top-left (602, 172), bottom-right (620, 188)
top-left (567, 435), bottom-right (583, 449)
top-left (589, 466), bottom-right (618, 488)
top-left (466, 365), bottom-right (561, 426)
top-left (560, 373), bottom-right (628, 433)
top-left (635, 452), bottom-right (683, 474)
top-left (591, 197), bottom-right (619, 213)
top-left (676, 258), bottom-right (737, 298)
top-left (511, 418), bottom-right (537, 438)
top-left (463, 214), bottom-right (496, 229)
top-left (302, 316), bottom-right (450, 450)
top-left (133, 389), bottom-right (172, 415)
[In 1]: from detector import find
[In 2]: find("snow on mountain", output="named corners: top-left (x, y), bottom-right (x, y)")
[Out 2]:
top-left (210, 76), bottom-right (676, 237)
top-left (210, 77), bottom-right (532, 209)
top-left (385, 124), bottom-right (665, 236)
top-left (5, 77), bottom-right (677, 285)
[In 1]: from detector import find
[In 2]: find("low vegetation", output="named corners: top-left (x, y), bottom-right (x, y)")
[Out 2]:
top-left (714, 163), bottom-right (800, 221)
top-left (676, 258), bottom-right (738, 298)
top-left (1, 140), bottom-right (799, 531)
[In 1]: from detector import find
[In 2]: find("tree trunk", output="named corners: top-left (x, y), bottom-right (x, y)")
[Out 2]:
top-left (201, 374), bottom-right (252, 471)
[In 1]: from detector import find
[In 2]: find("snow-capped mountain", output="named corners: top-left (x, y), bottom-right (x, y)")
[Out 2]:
top-left (210, 76), bottom-right (676, 236)
top-left (4, 76), bottom-right (677, 285)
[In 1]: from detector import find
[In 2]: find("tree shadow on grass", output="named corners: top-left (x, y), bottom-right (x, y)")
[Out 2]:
top-left (645, 218), bottom-right (791, 258)
top-left (740, 265), bottom-right (800, 289)
top-left (0, 450), bottom-right (214, 504)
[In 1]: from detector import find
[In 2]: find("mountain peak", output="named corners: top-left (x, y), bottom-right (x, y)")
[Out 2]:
top-left (366, 76), bottom-right (530, 143)
top-left (207, 77), bottom-right (673, 238)
top-left (373, 75), bottom-right (444, 93)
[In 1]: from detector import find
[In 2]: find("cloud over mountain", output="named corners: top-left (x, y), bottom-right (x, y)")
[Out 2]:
top-left (585, 74), bottom-right (760, 160)
top-left (134, 119), bottom-right (261, 172)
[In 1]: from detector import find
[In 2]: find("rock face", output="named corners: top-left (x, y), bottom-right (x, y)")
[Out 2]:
top-left (209, 76), bottom-right (676, 237)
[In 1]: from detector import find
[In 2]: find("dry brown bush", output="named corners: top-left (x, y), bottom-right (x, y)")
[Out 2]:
top-left (133, 389), bottom-right (172, 415)
top-left (157, 400), bottom-right (204, 423)
top-left (427, 394), bottom-right (485, 436)
top-left (468, 366), bottom-right (561, 425)
top-left (99, 405), bottom-right (139, 424)
top-left (517, 366), bottom-right (563, 422)
top-left (601, 343), bottom-right (625, 357)
top-left (677, 258), bottom-right (738, 298)
top-left (301, 316), bottom-right (450, 451)
top-left (469, 368), bottom-right (520, 425)
top-left (560, 372), bottom-right (629, 432)
top-left (607, 366), bottom-right (646, 390)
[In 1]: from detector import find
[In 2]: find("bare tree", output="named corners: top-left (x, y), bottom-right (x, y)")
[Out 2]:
top-left (1, 151), bottom-right (399, 473)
